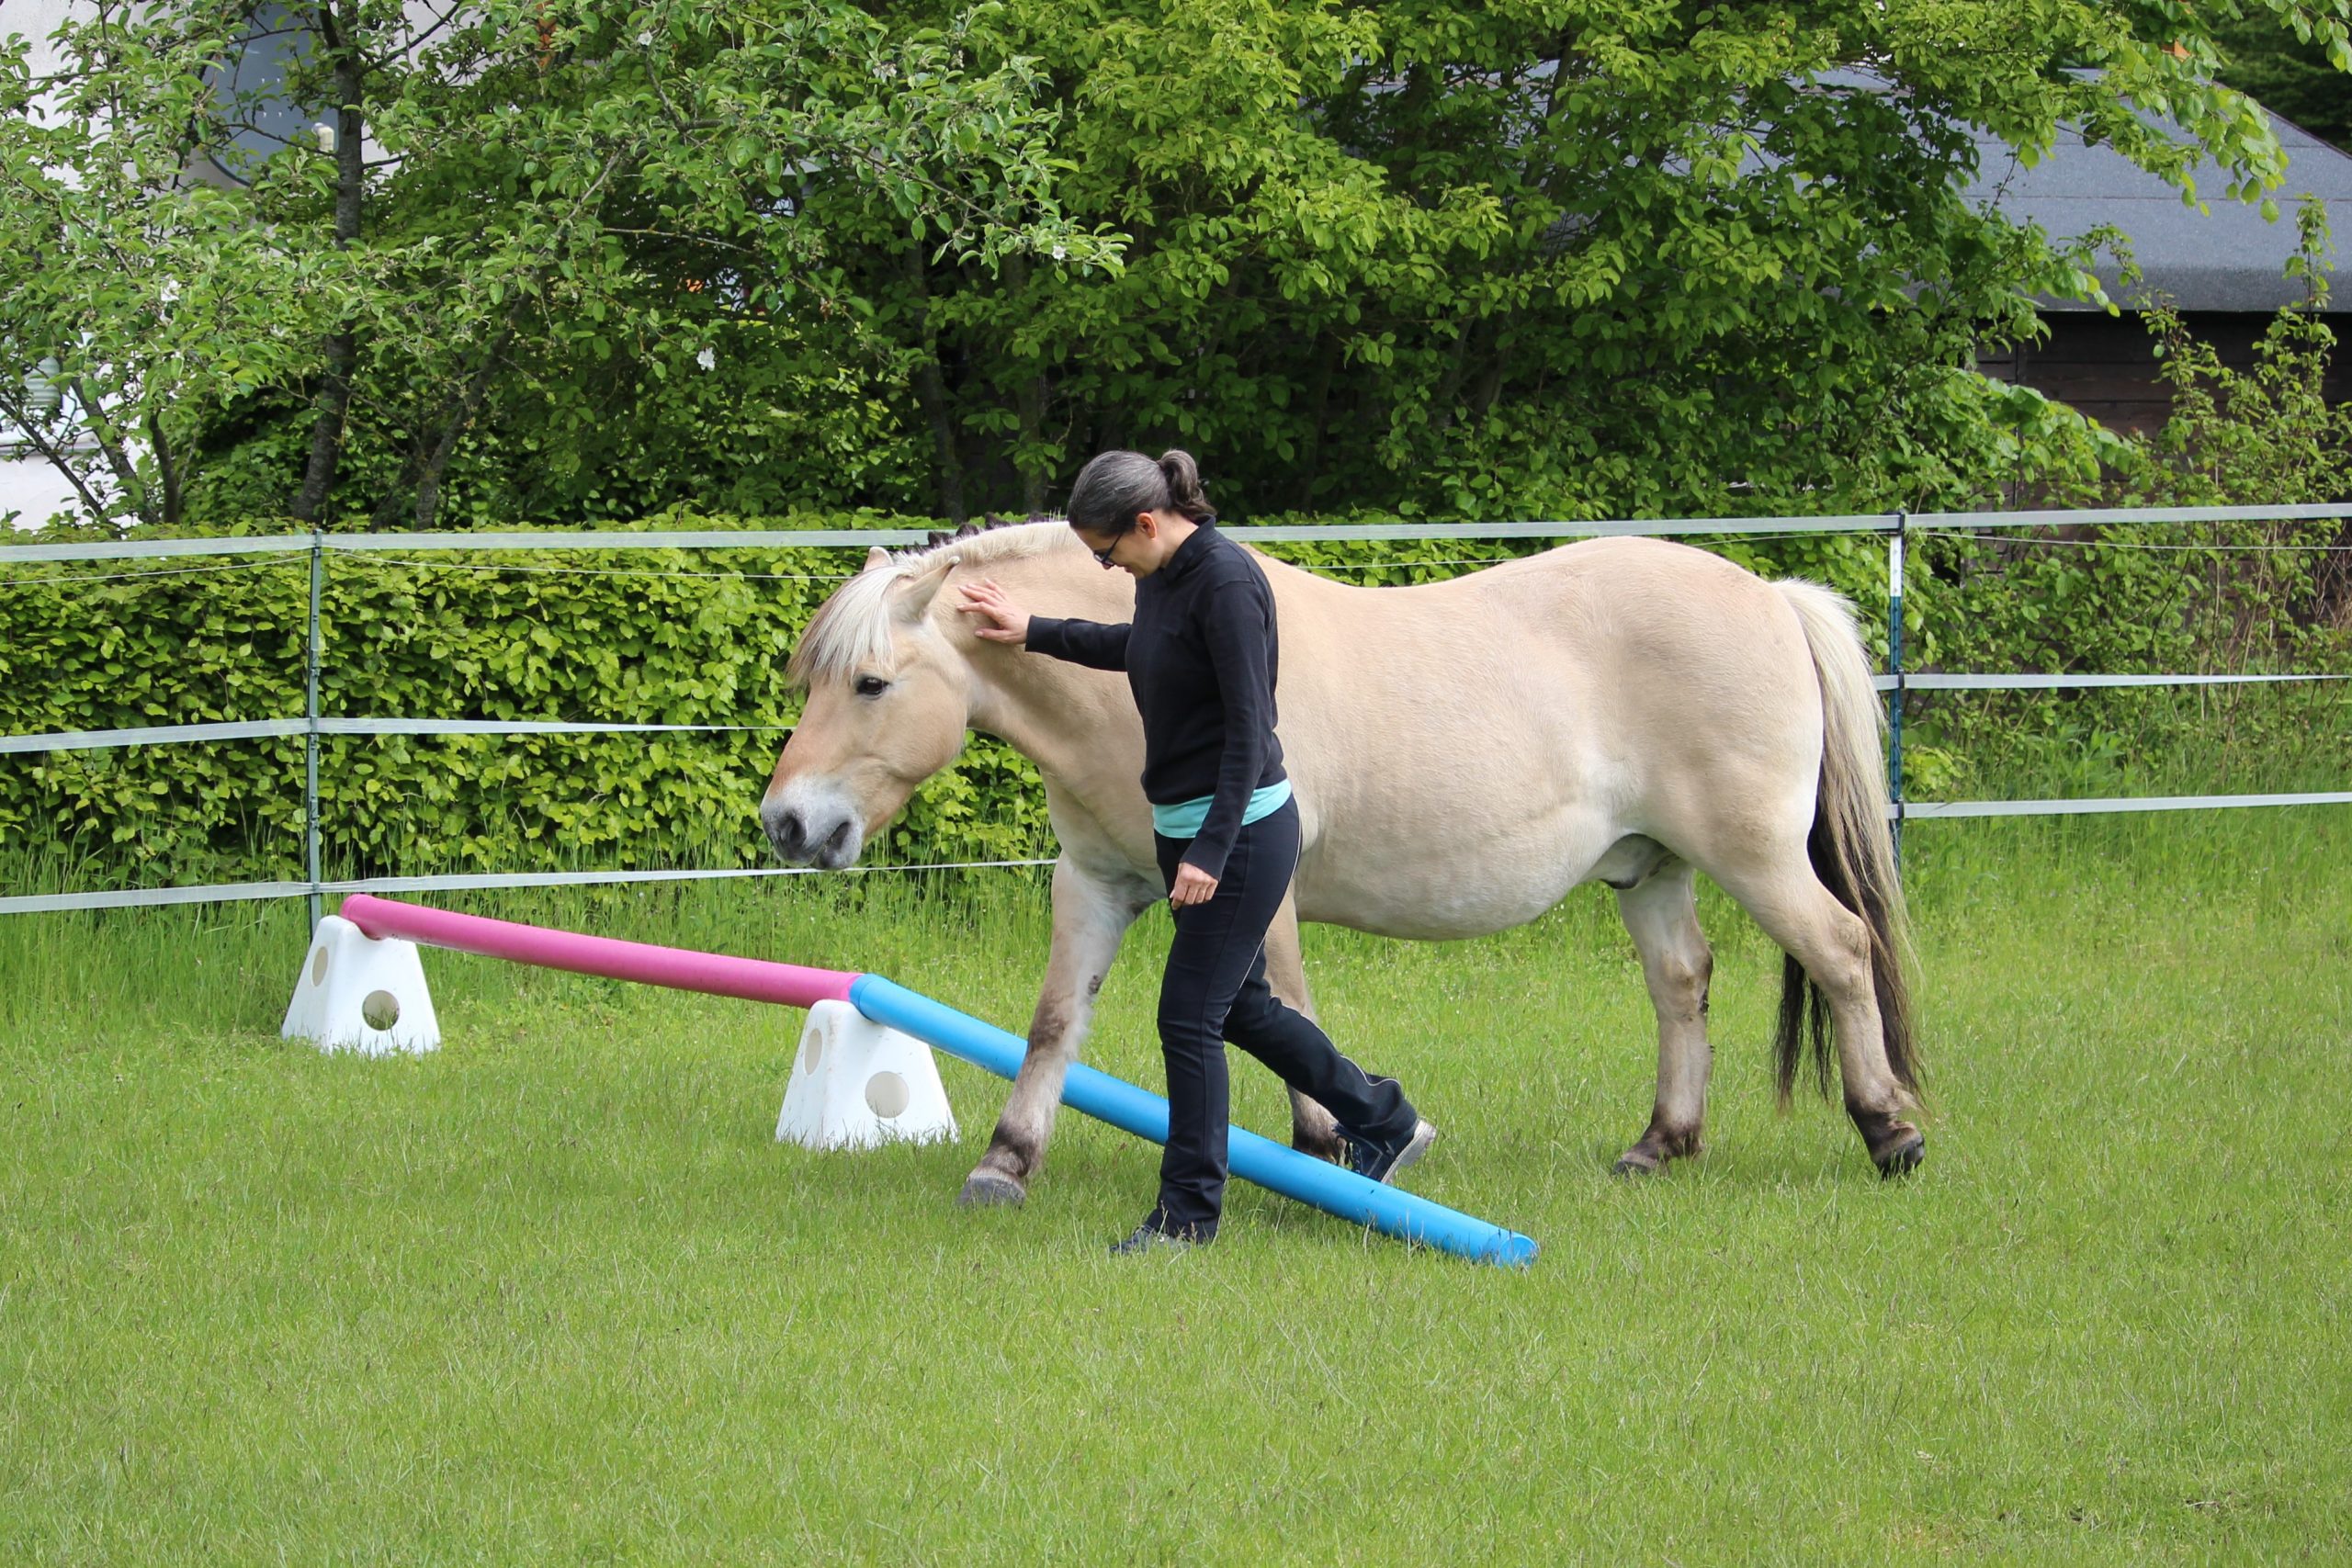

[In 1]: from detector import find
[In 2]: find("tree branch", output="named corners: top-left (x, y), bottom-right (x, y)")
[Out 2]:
top-left (0, 391), bottom-right (116, 525)
top-left (359, 3), bottom-right (463, 73)
top-left (63, 374), bottom-right (156, 525)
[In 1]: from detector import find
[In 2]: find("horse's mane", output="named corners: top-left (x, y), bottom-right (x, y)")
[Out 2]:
top-left (786, 516), bottom-right (1071, 686)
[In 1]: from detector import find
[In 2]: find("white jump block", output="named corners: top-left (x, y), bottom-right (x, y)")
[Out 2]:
top-left (281, 914), bottom-right (442, 1056)
top-left (777, 998), bottom-right (957, 1150)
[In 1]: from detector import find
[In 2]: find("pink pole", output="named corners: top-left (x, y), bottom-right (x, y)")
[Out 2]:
top-left (338, 893), bottom-right (859, 1010)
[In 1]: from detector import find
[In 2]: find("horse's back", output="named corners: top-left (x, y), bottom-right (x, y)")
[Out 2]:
top-left (1261, 535), bottom-right (1828, 935)
top-left (1262, 534), bottom-right (1813, 702)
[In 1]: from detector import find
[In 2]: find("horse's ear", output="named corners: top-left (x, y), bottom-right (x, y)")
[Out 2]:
top-left (892, 553), bottom-right (960, 622)
top-left (863, 546), bottom-right (890, 573)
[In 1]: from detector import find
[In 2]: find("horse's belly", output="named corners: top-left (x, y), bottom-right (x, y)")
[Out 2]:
top-left (1295, 822), bottom-right (1594, 940)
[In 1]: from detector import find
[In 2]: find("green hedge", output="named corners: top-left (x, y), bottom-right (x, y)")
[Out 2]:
top-left (3, 512), bottom-right (2345, 891)
top-left (0, 513), bottom-right (1057, 886)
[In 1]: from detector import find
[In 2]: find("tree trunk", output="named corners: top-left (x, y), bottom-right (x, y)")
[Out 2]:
top-left (290, 0), bottom-right (367, 525)
top-left (145, 409), bottom-right (182, 526)
top-left (1468, 327), bottom-right (1510, 422)
top-left (368, 323), bottom-right (514, 531)
top-left (1014, 372), bottom-right (1049, 514)
top-left (1001, 254), bottom-right (1053, 514)
top-left (1294, 335), bottom-right (1340, 508)
top-left (1428, 319), bottom-right (1487, 438)
top-left (901, 248), bottom-right (967, 524)
top-left (410, 340), bottom-right (504, 530)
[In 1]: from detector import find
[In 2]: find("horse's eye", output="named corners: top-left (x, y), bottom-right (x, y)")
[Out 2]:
top-left (854, 675), bottom-right (890, 698)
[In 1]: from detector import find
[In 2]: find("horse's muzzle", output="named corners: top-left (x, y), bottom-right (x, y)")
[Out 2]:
top-left (763, 800), bottom-right (814, 863)
top-left (763, 800), bottom-right (859, 869)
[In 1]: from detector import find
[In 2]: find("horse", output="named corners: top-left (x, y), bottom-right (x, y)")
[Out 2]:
top-left (762, 521), bottom-right (1922, 1206)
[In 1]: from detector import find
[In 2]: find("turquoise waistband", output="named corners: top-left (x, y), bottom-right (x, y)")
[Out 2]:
top-left (1151, 779), bottom-right (1293, 840)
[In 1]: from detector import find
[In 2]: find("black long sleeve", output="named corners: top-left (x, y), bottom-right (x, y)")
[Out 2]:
top-left (1025, 615), bottom-right (1131, 671)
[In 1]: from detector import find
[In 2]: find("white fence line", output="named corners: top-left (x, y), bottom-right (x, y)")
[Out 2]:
top-left (4, 504), bottom-right (2347, 916)
top-left (1908, 502), bottom-right (2352, 529)
top-left (3, 718), bottom-right (308, 755)
top-left (7, 501), bottom-right (2352, 566)
top-left (0, 860), bottom-right (1062, 918)
top-left (1867, 671), bottom-right (2352, 693)
top-left (0, 527), bottom-right (924, 565)
top-left (1905, 792), bottom-right (2352, 818)
top-left (12, 671), bottom-right (2352, 756)
top-left (0, 717), bottom-right (795, 755)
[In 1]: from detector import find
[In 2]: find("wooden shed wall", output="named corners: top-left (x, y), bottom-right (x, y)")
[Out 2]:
top-left (1978, 310), bottom-right (2352, 436)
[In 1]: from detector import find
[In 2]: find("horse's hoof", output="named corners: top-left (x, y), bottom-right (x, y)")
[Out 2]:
top-left (1874, 1132), bottom-right (1926, 1179)
top-left (957, 1170), bottom-right (1028, 1208)
top-left (1293, 1132), bottom-right (1345, 1165)
top-left (1611, 1152), bottom-right (1662, 1179)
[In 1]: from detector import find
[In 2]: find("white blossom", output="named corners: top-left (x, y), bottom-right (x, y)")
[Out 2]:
top-left (695, 346), bottom-right (717, 372)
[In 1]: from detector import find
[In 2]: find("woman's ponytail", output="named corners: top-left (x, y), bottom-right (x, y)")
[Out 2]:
top-left (1157, 449), bottom-right (1215, 523)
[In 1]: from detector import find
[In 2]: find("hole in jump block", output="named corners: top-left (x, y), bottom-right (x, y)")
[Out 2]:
top-left (865, 1070), bottom-right (910, 1119)
top-left (361, 989), bottom-right (401, 1031)
top-left (311, 946), bottom-right (329, 987)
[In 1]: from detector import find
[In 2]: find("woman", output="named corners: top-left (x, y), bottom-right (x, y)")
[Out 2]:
top-left (957, 449), bottom-right (1435, 1254)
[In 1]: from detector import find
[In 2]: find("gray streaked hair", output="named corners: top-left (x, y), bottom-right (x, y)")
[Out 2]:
top-left (1067, 448), bottom-right (1215, 537)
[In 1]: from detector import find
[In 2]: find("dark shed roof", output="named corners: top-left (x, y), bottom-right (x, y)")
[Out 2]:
top-left (1961, 107), bottom-right (2352, 314)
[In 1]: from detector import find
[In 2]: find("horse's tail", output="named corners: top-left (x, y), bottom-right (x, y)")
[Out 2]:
top-left (1771, 581), bottom-right (1922, 1106)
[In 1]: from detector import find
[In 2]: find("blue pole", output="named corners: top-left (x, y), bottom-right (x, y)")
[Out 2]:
top-left (849, 975), bottom-right (1539, 1268)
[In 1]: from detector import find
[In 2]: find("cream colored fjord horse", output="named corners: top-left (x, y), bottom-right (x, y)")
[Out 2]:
top-left (762, 522), bottom-right (1922, 1205)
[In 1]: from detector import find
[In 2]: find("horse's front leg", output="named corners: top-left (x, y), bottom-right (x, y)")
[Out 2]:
top-left (1261, 890), bottom-right (1344, 1163)
top-left (959, 855), bottom-right (1155, 1207)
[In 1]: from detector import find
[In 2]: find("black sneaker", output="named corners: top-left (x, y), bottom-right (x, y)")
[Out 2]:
top-left (1341, 1117), bottom-right (1437, 1185)
top-left (1108, 1219), bottom-right (1215, 1257)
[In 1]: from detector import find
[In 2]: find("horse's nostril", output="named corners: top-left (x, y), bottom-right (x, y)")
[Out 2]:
top-left (766, 807), bottom-right (806, 856)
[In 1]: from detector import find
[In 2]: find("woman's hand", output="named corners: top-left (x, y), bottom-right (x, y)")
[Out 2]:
top-left (1169, 863), bottom-right (1218, 908)
top-left (956, 578), bottom-right (1031, 645)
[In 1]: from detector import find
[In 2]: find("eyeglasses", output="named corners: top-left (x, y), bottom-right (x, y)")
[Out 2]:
top-left (1087, 539), bottom-right (1119, 569)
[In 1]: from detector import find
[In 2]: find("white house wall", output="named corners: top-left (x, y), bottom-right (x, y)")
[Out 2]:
top-left (4, 0), bottom-right (448, 528)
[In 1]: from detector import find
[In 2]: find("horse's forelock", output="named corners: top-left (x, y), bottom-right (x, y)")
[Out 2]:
top-left (786, 570), bottom-right (902, 688)
top-left (786, 521), bottom-right (1074, 687)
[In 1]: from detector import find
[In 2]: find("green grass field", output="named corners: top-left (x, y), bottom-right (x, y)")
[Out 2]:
top-left (4, 812), bottom-right (2348, 1564)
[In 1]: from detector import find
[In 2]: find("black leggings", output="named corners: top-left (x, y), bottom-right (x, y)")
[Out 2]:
top-left (1149, 797), bottom-right (1415, 1232)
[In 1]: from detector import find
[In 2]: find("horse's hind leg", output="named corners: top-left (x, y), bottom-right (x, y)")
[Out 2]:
top-left (1711, 846), bottom-right (1922, 1175)
top-left (1611, 859), bottom-right (1714, 1175)
top-left (1261, 891), bottom-right (1344, 1163)
top-left (960, 856), bottom-right (1156, 1207)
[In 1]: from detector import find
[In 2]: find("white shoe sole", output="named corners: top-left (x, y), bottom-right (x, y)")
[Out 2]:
top-left (1374, 1119), bottom-right (1438, 1185)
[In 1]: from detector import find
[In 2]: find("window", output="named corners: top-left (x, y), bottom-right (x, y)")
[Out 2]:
top-left (204, 4), bottom-right (316, 186)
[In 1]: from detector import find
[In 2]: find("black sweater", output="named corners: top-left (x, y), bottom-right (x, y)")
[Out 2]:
top-left (1024, 524), bottom-right (1286, 879)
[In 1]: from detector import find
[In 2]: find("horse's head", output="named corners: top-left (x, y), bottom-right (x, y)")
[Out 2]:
top-left (763, 547), bottom-right (974, 868)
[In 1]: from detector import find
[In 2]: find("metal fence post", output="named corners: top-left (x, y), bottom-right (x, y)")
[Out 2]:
top-left (306, 531), bottom-right (323, 931)
top-left (1888, 512), bottom-right (1907, 863)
